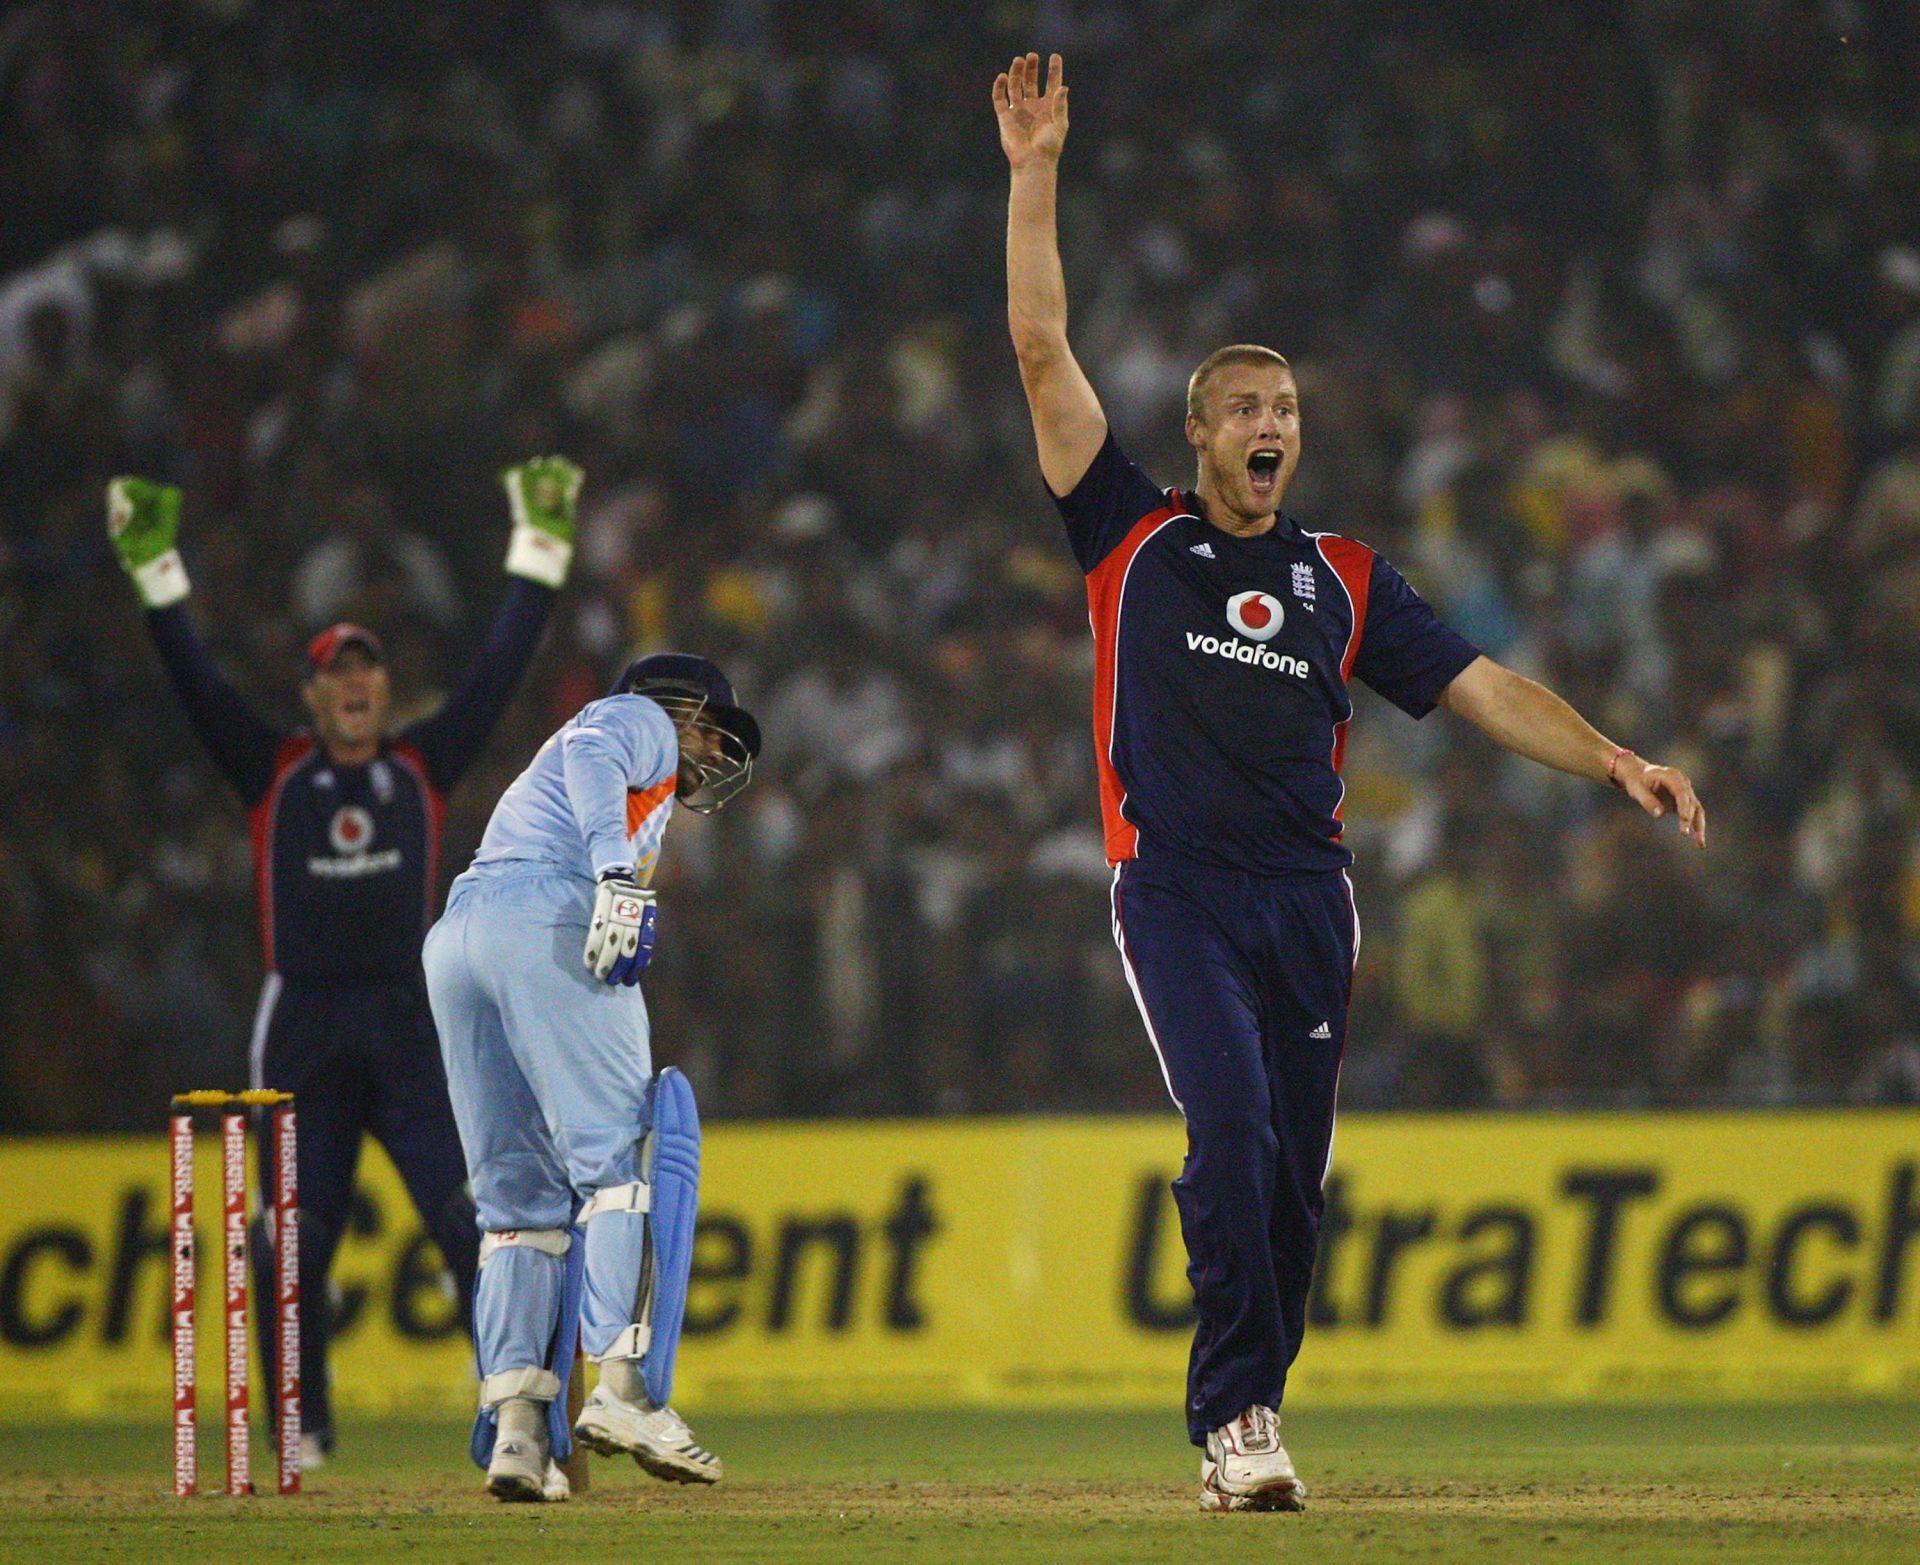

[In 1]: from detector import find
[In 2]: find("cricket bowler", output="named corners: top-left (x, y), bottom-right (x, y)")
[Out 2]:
top-left (996, 52), bottom-right (1707, 1512)
top-left (422, 650), bottom-right (760, 1501)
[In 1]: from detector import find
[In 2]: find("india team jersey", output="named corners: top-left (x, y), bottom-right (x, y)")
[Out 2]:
top-left (465, 693), bottom-right (680, 892)
top-left (1056, 432), bottom-right (1479, 875)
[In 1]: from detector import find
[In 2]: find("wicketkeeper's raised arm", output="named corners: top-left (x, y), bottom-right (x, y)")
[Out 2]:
top-left (997, 52), bottom-right (1107, 497)
top-left (399, 457), bottom-right (580, 792)
top-left (108, 477), bottom-right (282, 805)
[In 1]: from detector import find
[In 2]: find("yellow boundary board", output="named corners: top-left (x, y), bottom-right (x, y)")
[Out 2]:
top-left (1, 1112), bottom-right (1916, 1416)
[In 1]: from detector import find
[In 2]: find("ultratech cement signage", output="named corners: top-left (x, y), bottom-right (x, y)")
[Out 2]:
top-left (0, 1113), bottom-right (1915, 1416)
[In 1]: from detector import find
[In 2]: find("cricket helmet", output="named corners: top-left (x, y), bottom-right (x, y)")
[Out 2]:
top-left (610, 652), bottom-right (761, 813)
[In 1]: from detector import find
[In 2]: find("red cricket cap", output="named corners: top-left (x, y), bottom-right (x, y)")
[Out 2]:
top-left (304, 622), bottom-right (385, 676)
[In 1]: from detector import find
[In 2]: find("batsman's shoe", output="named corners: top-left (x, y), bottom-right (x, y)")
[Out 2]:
top-left (1200, 1405), bottom-right (1307, 1513)
top-left (485, 1438), bottom-right (546, 1502)
top-left (540, 1460), bottom-right (572, 1503)
top-left (297, 1433), bottom-right (330, 1473)
top-left (486, 1398), bottom-right (553, 1503)
top-left (573, 1385), bottom-right (722, 1484)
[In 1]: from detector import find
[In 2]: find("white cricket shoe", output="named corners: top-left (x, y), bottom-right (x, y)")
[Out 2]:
top-left (297, 1433), bottom-right (329, 1472)
top-left (573, 1385), bottom-right (722, 1484)
top-left (1200, 1405), bottom-right (1307, 1512)
top-left (486, 1399), bottom-right (553, 1503)
top-left (540, 1459), bottom-right (572, 1503)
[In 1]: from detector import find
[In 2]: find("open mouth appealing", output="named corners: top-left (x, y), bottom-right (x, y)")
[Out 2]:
top-left (340, 697), bottom-right (372, 720)
top-left (1247, 448), bottom-right (1283, 495)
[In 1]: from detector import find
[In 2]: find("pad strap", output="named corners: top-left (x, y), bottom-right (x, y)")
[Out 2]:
top-left (479, 1227), bottom-right (572, 1264)
top-left (589, 1323), bottom-right (652, 1363)
top-left (578, 1181), bottom-right (650, 1223)
top-left (479, 1366), bottom-right (561, 1407)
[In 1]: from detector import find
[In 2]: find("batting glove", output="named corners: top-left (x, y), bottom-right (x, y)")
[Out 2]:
top-left (502, 455), bottom-right (583, 589)
top-left (106, 476), bottom-right (191, 608)
top-left (585, 870), bottom-right (657, 986)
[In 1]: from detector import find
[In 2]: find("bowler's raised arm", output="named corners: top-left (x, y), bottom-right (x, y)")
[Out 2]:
top-left (996, 52), bottom-right (1107, 497)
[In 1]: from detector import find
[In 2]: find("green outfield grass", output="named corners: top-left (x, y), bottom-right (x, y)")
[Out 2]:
top-left (1, 1403), bottom-right (1914, 1564)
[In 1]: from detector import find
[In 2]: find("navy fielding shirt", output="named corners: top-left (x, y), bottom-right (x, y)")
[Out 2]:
top-left (146, 579), bottom-right (555, 979)
top-left (1057, 432), bottom-right (1479, 875)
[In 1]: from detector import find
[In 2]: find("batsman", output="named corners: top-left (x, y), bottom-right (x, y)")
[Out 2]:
top-left (422, 649), bottom-right (760, 1500)
top-left (108, 459), bottom-right (583, 1466)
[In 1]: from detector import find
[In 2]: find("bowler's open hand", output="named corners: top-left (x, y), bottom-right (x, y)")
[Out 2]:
top-left (994, 53), bottom-right (1069, 169)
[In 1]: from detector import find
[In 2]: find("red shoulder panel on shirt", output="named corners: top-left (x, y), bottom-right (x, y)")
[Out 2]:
top-left (1309, 535), bottom-right (1375, 831)
top-left (1085, 501), bottom-right (1186, 863)
top-left (1315, 534), bottom-right (1374, 681)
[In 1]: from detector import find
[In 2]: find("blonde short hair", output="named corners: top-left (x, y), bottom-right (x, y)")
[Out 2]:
top-left (1186, 344), bottom-right (1293, 422)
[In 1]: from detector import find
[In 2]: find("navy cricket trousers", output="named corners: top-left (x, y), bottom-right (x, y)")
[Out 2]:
top-left (1112, 850), bottom-right (1355, 1446)
top-left (250, 974), bottom-right (479, 1439)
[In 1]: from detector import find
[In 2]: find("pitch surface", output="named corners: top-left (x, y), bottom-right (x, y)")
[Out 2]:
top-left (1, 1404), bottom-right (1914, 1563)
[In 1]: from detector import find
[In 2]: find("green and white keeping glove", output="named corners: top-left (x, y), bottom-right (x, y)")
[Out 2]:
top-left (502, 455), bottom-right (584, 589)
top-left (106, 476), bottom-right (191, 608)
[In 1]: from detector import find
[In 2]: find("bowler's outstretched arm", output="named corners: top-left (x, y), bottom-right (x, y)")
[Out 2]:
top-left (1439, 655), bottom-right (1707, 846)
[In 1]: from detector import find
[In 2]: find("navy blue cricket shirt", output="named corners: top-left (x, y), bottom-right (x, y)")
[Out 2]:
top-left (146, 580), bottom-right (554, 979)
top-left (1056, 432), bottom-right (1479, 875)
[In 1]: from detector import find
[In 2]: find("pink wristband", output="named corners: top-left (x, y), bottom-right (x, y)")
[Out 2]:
top-left (1607, 747), bottom-right (1634, 789)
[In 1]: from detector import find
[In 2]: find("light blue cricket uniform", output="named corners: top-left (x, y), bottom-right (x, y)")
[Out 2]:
top-left (423, 693), bottom-right (679, 1399)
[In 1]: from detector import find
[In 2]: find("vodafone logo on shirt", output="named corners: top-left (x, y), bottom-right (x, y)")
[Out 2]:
top-left (1226, 591), bottom-right (1284, 641)
top-left (329, 806), bottom-right (373, 855)
top-left (309, 804), bottom-right (401, 878)
top-left (1183, 590), bottom-right (1309, 677)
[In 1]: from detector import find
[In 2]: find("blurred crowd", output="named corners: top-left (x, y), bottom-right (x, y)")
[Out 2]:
top-left (4, 0), bottom-right (1919, 1130)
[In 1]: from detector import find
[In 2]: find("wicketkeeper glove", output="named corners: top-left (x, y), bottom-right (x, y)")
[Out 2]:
top-left (585, 869), bottom-right (657, 986)
top-left (502, 455), bottom-right (583, 589)
top-left (106, 476), bottom-right (191, 608)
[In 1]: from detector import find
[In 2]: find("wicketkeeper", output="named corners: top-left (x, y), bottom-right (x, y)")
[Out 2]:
top-left (108, 458), bottom-right (584, 1466)
top-left (422, 650), bottom-right (760, 1501)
